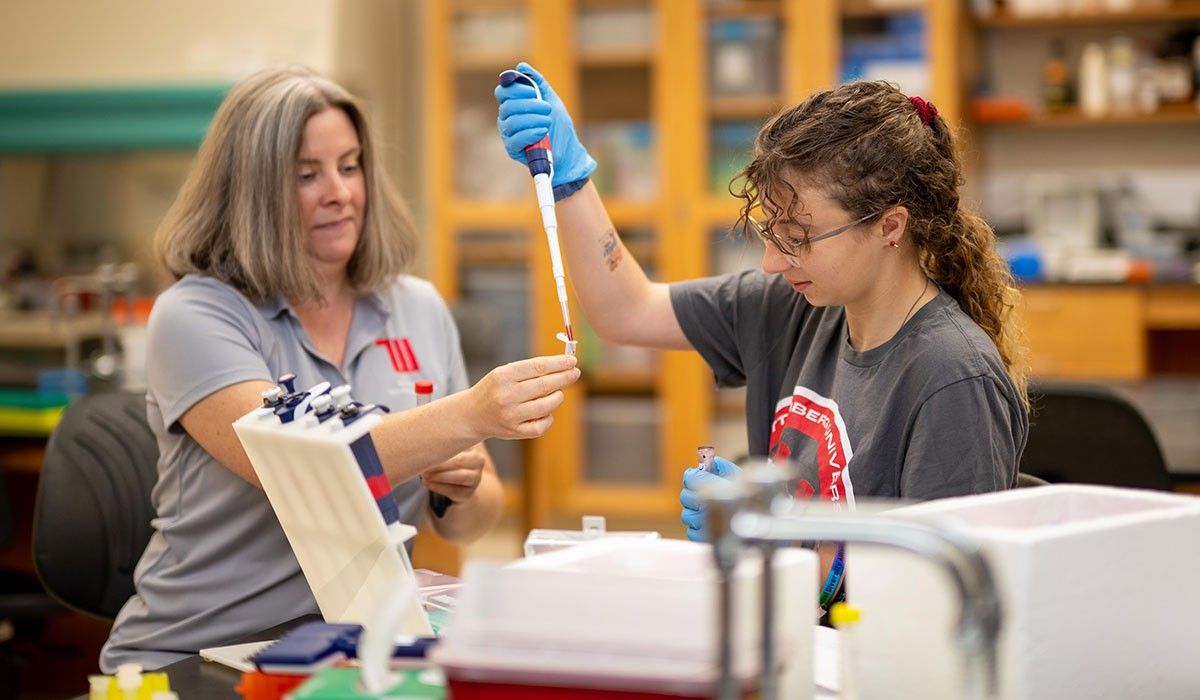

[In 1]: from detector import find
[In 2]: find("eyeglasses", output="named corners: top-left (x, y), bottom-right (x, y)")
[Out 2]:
top-left (747, 210), bottom-right (882, 267)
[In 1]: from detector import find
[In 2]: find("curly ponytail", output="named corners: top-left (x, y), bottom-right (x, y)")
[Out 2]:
top-left (923, 116), bottom-right (1029, 411)
top-left (922, 208), bottom-right (1029, 410)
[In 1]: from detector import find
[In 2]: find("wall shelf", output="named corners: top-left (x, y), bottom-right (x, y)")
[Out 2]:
top-left (976, 2), bottom-right (1200, 27)
top-left (707, 1), bottom-right (783, 19)
top-left (453, 0), bottom-right (524, 10)
top-left (457, 239), bottom-right (528, 265)
top-left (841, 0), bottom-right (924, 18)
top-left (449, 200), bottom-right (533, 228)
top-left (453, 51), bottom-right (525, 73)
top-left (578, 47), bottom-right (655, 68)
top-left (977, 102), bottom-right (1200, 128)
top-left (606, 199), bottom-right (659, 227)
top-left (710, 95), bottom-right (784, 120)
top-left (585, 369), bottom-right (658, 394)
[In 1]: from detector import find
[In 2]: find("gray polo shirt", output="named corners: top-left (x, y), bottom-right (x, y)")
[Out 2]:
top-left (101, 273), bottom-right (468, 671)
top-left (671, 271), bottom-right (1027, 505)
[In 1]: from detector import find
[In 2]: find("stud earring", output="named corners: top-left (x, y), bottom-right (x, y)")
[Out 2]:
top-left (888, 240), bottom-right (899, 248)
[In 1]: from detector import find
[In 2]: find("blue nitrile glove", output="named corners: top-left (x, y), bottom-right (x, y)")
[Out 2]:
top-left (495, 62), bottom-right (597, 191)
top-left (679, 457), bottom-right (743, 543)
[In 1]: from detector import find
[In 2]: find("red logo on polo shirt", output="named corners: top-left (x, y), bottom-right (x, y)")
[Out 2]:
top-left (376, 338), bottom-right (420, 373)
top-left (768, 386), bottom-right (856, 507)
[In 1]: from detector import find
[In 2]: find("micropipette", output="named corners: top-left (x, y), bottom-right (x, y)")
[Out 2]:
top-left (498, 68), bottom-right (574, 348)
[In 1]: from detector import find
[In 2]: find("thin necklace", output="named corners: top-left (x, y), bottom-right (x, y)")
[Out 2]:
top-left (900, 276), bottom-right (931, 330)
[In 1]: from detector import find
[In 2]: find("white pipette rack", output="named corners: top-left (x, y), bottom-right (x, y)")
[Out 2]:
top-left (233, 394), bottom-right (432, 636)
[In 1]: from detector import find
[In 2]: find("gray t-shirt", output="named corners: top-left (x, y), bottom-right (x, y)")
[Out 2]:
top-left (101, 274), bottom-right (469, 671)
top-left (671, 271), bottom-right (1027, 505)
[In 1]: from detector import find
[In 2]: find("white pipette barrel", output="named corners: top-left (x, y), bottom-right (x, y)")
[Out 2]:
top-left (532, 171), bottom-right (572, 336)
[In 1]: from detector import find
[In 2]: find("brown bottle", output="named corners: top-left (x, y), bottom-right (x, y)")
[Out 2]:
top-left (1043, 39), bottom-right (1073, 112)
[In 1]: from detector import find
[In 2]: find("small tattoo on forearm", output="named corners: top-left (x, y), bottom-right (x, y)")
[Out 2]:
top-left (599, 228), bottom-right (622, 271)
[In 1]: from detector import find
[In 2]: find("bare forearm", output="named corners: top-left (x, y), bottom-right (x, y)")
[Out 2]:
top-left (371, 390), bottom-right (486, 485)
top-left (557, 182), bottom-right (688, 348)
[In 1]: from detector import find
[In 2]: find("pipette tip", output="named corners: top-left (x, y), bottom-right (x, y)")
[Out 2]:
top-left (555, 331), bottom-right (578, 357)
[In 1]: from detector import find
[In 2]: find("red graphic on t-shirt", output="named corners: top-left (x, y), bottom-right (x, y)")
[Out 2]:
top-left (769, 386), bottom-right (855, 506)
top-left (375, 338), bottom-right (420, 373)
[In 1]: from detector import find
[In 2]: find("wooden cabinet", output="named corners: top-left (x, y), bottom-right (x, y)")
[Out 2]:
top-left (423, 1), bottom-right (1198, 527)
top-left (1018, 286), bottom-right (1145, 379)
top-left (1019, 284), bottom-right (1200, 380)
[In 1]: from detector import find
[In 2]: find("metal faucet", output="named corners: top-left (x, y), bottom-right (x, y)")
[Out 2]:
top-left (701, 465), bottom-right (1003, 700)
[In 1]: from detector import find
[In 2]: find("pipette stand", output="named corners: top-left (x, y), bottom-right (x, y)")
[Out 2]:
top-left (234, 391), bottom-right (432, 636)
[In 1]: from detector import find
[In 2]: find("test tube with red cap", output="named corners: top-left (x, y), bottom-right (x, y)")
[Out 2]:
top-left (416, 381), bottom-right (453, 518)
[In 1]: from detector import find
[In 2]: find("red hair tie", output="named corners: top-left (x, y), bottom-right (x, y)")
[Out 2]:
top-left (909, 95), bottom-right (938, 126)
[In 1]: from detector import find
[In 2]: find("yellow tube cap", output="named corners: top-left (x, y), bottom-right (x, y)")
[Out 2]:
top-left (829, 602), bottom-right (861, 628)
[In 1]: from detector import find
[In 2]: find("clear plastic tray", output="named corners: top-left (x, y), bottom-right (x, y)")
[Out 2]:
top-left (522, 515), bottom-right (659, 558)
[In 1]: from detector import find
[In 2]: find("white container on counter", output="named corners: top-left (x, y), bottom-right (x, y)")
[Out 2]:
top-left (847, 485), bottom-right (1200, 700)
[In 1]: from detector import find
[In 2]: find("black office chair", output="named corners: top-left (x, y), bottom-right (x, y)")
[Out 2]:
top-left (32, 392), bottom-right (159, 619)
top-left (1020, 382), bottom-right (1173, 491)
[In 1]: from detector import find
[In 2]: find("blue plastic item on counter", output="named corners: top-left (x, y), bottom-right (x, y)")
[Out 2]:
top-left (36, 368), bottom-right (88, 396)
top-left (252, 622), bottom-right (440, 674)
top-left (253, 622), bottom-right (363, 673)
top-left (1007, 250), bottom-right (1045, 282)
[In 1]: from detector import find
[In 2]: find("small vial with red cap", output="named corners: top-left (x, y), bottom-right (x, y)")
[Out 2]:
top-left (415, 380), bottom-right (453, 518)
top-left (414, 380), bottom-right (434, 407)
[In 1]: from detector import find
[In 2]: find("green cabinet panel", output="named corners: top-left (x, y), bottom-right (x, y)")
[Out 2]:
top-left (0, 84), bottom-right (231, 153)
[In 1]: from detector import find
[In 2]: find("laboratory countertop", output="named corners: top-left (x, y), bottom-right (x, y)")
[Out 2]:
top-left (70, 615), bottom-right (321, 700)
top-left (73, 615), bottom-right (842, 700)
top-left (0, 309), bottom-right (107, 348)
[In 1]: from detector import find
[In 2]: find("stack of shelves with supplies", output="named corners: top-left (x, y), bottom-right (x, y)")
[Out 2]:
top-left (425, 0), bottom-right (704, 529)
top-left (965, 1), bottom-right (1200, 379)
top-left (423, 0), bottom-right (966, 528)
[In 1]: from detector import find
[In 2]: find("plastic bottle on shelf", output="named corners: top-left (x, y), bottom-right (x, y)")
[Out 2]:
top-left (1136, 39), bottom-right (1161, 114)
top-left (1107, 36), bottom-right (1137, 114)
top-left (1079, 42), bottom-right (1109, 118)
top-left (1042, 38), bottom-right (1073, 112)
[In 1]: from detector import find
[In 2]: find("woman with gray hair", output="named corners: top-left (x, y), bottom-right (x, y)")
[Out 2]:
top-left (101, 66), bottom-right (578, 671)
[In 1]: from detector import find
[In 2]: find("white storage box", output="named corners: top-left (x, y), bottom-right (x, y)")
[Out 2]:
top-left (847, 485), bottom-right (1200, 700)
top-left (432, 538), bottom-right (818, 697)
